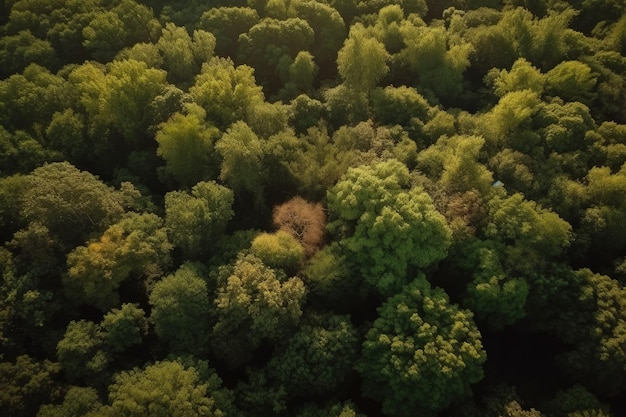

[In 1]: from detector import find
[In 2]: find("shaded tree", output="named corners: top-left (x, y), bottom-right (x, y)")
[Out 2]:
top-left (165, 181), bottom-right (234, 260)
top-left (64, 213), bottom-right (172, 311)
top-left (358, 278), bottom-right (486, 417)
top-left (149, 264), bottom-right (211, 355)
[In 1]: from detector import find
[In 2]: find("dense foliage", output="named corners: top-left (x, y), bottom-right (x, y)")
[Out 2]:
top-left (1, 0), bottom-right (626, 416)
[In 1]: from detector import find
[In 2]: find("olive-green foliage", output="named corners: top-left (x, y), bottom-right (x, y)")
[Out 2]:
top-left (189, 57), bottom-right (265, 129)
top-left (358, 278), bottom-right (486, 416)
top-left (199, 7), bottom-right (260, 57)
top-left (56, 320), bottom-right (108, 383)
top-left (64, 213), bottom-right (172, 311)
top-left (165, 180), bottom-right (234, 259)
top-left (328, 159), bottom-right (451, 294)
top-left (295, 401), bottom-right (366, 417)
top-left (156, 108), bottom-right (221, 187)
top-left (0, 355), bottom-right (61, 417)
top-left (251, 230), bottom-right (305, 271)
top-left (558, 269), bottom-right (626, 394)
top-left (337, 23), bottom-right (389, 94)
top-left (459, 239), bottom-right (529, 330)
top-left (21, 162), bottom-right (127, 248)
top-left (212, 254), bottom-right (306, 364)
top-left (266, 314), bottom-right (359, 397)
top-left (149, 263), bottom-right (211, 355)
top-left (100, 303), bottom-right (148, 353)
top-left (215, 121), bottom-right (267, 205)
top-left (94, 360), bottom-right (232, 417)
top-left (37, 386), bottom-right (101, 417)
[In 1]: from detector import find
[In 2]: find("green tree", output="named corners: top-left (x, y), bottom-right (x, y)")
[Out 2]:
top-left (238, 17), bottom-right (315, 93)
top-left (93, 360), bottom-right (233, 417)
top-left (64, 213), bottom-right (172, 311)
top-left (327, 159), bottom-right (452, 294)
top-left (215, 121), bottom-right (267, 207)
top-left (0, 30), bottom-right (57, 78)
top-left (100, 303), bottom-right (148, 353)
top-left (485, 58), bottom-right (545, 97)
top-left (37, 387), bottom-right (101, 417)
top-left (21, 162), bottom-right (127, 248)
top-left (545, 60), bottom-right (598, 105)
top-left (0, 355), bottom-right (61, 417)
top-left (251, 230), bottom-right (306, 272)
top-left (358, 278), bottom-right (486, 417)
top-left (212, 254), bottom-right (306, 367)
top-left (82, 0), bottom-right (160, 62)
top-left (156, 108), bottom-right (220, 187)
top-left (56, 320), bottom-right (108, 384)
top-left (199, 6), bottom-right (260, 57)
top-left (337, 23), bottom-right (390, 94)
top-left (266, 314), bottom-right (359, 398)
top-left (149, 263), bottom-right (211, 354)
top-left (156, 23), bottom-right (216, 84)
top-left (189, 57), bottom-right (264, 129)
top-left (556, 269), bottom-right (626, 395)
top-left (165, 181), bottom-right (234, 260)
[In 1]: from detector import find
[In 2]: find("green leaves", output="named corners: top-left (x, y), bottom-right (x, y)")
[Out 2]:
top-left (149, 264), bottom-right (211, 354)
top-left (328, 159), bottom-right (451, 294)
top-left (358, 278), bottom-right (486, 416)
top-left (165, 181), bottom-right (234, 259)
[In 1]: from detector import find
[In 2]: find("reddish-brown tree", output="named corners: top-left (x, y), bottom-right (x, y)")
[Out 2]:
top-left (273, 197), bottom-right (326, 256)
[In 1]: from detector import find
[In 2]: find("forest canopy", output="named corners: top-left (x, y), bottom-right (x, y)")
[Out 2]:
top-left (1, 0), bottom-right (626, 417)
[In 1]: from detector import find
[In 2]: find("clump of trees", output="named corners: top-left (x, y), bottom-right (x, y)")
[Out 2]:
top-left (1, 0), bottom-right (626, 416)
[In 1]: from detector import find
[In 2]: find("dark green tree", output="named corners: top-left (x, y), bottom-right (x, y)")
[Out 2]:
top-left (358, 278), bottom-right (486, 417)
top-left (149, 263), bottom-right (211, 355)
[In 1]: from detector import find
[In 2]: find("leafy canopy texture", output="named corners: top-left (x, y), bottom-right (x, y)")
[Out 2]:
top-left (327, 159), bottom-right (451, 294)
top-left (358, 278), bottom-right (486, 417)
top-left (91, 360), bottom-right (231, 417)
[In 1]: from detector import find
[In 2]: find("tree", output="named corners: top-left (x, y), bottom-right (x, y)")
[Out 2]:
top-left (155, 108), bottom-right (220, 187)
top-left (100, 303), bottom-right (148, 353)
top-left (215, 121), bottom-right (267, 206)
top-left (189, 57), bottom-right (264, 129)
top-left (265, 314), bottom-right (359, 398)
top-left (251, 231), bottom-right (305, 272)
top-left (165, 181), bottom-right (234, 260)
top-left (156, 23), bottom-right (216, 84)
top-left (545, 60), bottom-right (598, 105)
top-left (0, 355), bottom-right (60, 417)
top-left (273, 196), bottom-right (326, 256)
top-left (149, 263), bottom-right (211, 355)
top-left (327, 159), bottom-right (452, 295)
top-left (37, 387), bottom-right (101, 417)
top-left (0, 30), bottom-right (57, 78)
top-left (82, 0), bottom-right (160, 62)
top-left (21, 162), bottom-right (127, 248)
top-left (485, 58), bottom-right (545, 97)
top-left (337, 23), bottom-right (390, 94)
top-left (417, 135), bottom-right (494, 195)
top-left (199, 6), bottom-right (260, 57)
top-left (237, 17), bottom-right (315, 93)
top-left (0, 126), bottom-right (61, 176)
top-left (56, 320), bottom-right (108, 384)
top-left (64, 213), bottom-right (172, 311)
top-left (358, 278), bottom-right (486, 417)
top-left (458, 239), bottom-right (529, 330)
top-left (371, 85), bottom-right (431, 129)
top-left (398, 21), bottom-right (473, 103)
top-left (93, 360), bottom-right (233, 417)
top-left (556, 269), bottom-right (626, 395)
top-left (212, 254), bottom-right (306, 367)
